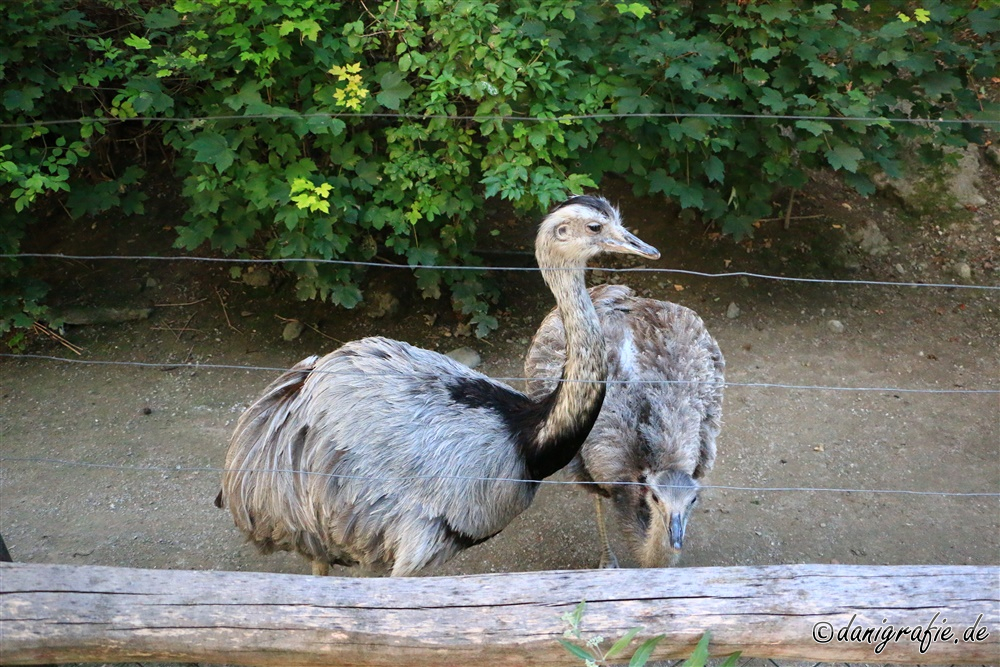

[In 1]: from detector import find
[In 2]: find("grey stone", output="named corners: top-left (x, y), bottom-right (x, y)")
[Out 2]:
top-left (986, 144), bottom-right (1000, 168)
top-left (948, 145), bottom-right (987, 209)
top-left (954, 262), bottom-right (972, 280)
top-left (445, 346), bottom-right (481, 369)
top-left (282, 320), bottom-right (305, 341)
top-left (726, 302), bottom-right (741, 319)
top-left (853, 221), bottom-right (891, 257)
top-left (242, 267), bottom-right (272, 288)
top-left (874, 144), bottom-right (987, 214)
top-left (828, 319), bottom-right (845, 334)
top-left (365, 291), bottom-right (400, 319)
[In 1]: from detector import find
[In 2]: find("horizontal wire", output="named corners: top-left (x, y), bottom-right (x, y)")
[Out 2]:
top-left (3, 111), bottom-right (997, 130)
top-left (1, 456), bottom-right (997, 498)
top-left (2, 353), bottom-right (996, 394)
top-left (3, 253), bottom-right (998, 291)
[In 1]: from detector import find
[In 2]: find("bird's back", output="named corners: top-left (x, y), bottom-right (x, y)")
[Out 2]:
top-left (525, 285), bottom-right (725, 486)
top-left (221, 336), bottom-right (539, 575)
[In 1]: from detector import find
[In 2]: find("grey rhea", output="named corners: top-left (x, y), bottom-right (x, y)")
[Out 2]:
top-left (215, 195), bottom-right (660, 576)
top-left (524, 284), bottom-right (724, 568)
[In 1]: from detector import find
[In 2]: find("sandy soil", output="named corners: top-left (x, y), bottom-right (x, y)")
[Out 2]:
top-left (1, 163), bottom-right (997, 663)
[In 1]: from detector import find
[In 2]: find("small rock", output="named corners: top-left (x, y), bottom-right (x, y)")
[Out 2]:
top-left (145, 277), bottom-right (158, 289)
top-left (828, 319), bottom-right (845, 334)
top-left (894, 263), bottom-right (906, 275)
top-left (986, 144), bottom-right (1000, 168)
top-left (365, 291), bottom-right (399, 319)
top-left (726, 302), bottom-right (741, 319)
top-left (954, 262), bottom-right (972, 280)
top-left (282, 320), bottom-right (305, 341)
top-left (445, 347), bottom-right (481, 369)
top-left (853, 221), bottom-right (891, 257)
top-left (242, 267), bottom-right (272, 288)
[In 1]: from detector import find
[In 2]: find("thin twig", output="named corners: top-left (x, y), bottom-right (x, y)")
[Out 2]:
top-left (215, 287), bottom-right (240, 333)
top-left (784, 189), bottom-right (797, 230)
top-left (150, 325), bottom-right (203, 335)
top-left (153, 298), bottom-right (207, 307)
top-left (756, 214), bottom-right (823, 223)
top-left (31, 322), bottom-right (84, 355)
top-left (275, 315), bottom-right (345, 345)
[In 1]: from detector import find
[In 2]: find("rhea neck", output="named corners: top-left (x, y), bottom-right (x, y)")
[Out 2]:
top-left (525, 256), bottom-right (607, 480)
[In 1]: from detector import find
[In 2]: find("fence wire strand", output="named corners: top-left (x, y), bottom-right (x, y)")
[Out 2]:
top-left (4, 110), bottom-right (998, 130)
top-left (2, 456), bottom-right (997, 498)
top-left (2, 353), bottom-right (997, 394)
top-left (4, 252), bottom-right (999, 291)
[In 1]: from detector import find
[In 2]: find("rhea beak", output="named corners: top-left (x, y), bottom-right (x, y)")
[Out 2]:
top-left (602, 227), bottom-right (660, 260)
top-left (669, 512), bottom-right (685, 551)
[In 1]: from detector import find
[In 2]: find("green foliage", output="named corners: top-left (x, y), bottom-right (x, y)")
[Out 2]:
top-left (559, 601), bottom-right (741, 667)
top-left (1, 0), bottom-right (996, 343)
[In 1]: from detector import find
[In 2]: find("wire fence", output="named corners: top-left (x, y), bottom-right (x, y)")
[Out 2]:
top-left (4, 252), bottom-right (1000, 291)
top-left (1, 246), bottom-right (998, 499)
top-left (0, 456), bottom-right (996, 499)
top-left (1, 353), bottom-right (998, 394)
top-left (4, 110), bottom-right (999, 130)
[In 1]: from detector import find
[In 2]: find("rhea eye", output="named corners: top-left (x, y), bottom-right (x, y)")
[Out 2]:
top-left (587, 222), bottom-right (602, 233)
top-left (689, 496), bottom-right (699, 507)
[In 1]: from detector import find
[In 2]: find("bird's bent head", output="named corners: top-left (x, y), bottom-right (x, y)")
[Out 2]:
top-left (636, 468), bottom-right (700, 568)
top-left (536, 195), bottom-right (660, 269)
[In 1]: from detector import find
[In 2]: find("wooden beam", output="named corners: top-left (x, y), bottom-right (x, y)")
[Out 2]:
top-left (1, 562), bottom-right (997, 665)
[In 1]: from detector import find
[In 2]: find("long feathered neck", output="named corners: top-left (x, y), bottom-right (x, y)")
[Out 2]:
top-left (523, 261), bottom-right (607, 479)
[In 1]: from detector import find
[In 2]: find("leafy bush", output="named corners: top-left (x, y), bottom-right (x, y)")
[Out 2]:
top-left (2, 0), bottom-right (996, 343)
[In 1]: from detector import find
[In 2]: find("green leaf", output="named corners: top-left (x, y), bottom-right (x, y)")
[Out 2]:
top-left (649, 170), bottom-right (677, 196)
top-left (558, 639), bottom-right (595, 663)
top-left (681, 632), bottom-right (712, 667)
top-left (718, 651), bottom-right (743, 667)
top-left (615, 3), bottom-right (652, 19)
top-left (969, 9), bottom-right (1000, 37)
top-left (145, 8), bottom-right (180, 29)
top-left (3, 89), bottom-right (36, 112)
top-left (306, 115), bottom-right (346, 136)
top-left (825, 144), bottom-right (864, 173)
top-left (629, 635), bottom-right (664, 667)
top-left (750, 46), bottom-right (780, 63)
top-left (703, 155), bottom-right (724, 184)
top-left (920, 71), bottom-right (961, 98)
top-left (377, 70), bottom-right (414, 110)
top-left (607, 627), bottom-right (643, 659)
top-left (331, 285), bottom-right (363, 309)
top-left (843, 171), bottom-right (875, 196)
top-left (124, 34), bottom-right (151, 50)
top-left (795, 120), bottom-right (832, 136)
top-left (187, 132), bottom-right (237, 173)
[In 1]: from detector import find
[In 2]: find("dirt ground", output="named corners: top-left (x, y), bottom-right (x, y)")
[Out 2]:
top-left (1, 159), bottom-right (998, 660)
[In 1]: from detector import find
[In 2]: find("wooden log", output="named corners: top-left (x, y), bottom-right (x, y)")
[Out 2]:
top-left (1, 562), bottom-right (997, 666)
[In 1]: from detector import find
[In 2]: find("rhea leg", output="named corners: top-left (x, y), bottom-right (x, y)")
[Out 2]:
top-left (594, 496), bottom-right (619, 569)
top-left (311, 560), bottom-right (329, 576)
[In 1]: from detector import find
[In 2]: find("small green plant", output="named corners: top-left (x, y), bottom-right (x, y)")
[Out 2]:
top-left (559, 601), bottom-right (741, 667)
